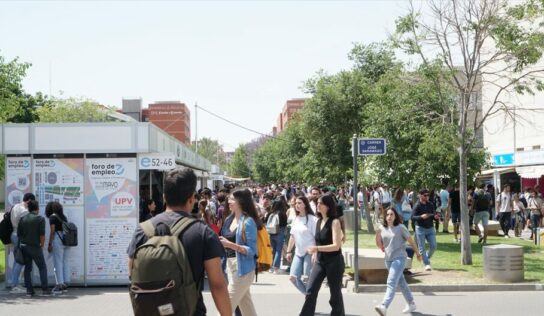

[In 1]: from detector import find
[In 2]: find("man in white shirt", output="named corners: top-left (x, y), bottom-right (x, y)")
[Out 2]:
top-left (9, 193), bottom-right (35, 292)
top-left (496, 184), bottom-right (513, 238)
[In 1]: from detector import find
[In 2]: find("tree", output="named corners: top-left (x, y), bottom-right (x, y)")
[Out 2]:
top-left (36, 97), bottom-right (113, 123)
top-left (228, 144), bottom-right (251, 178)
top-left (191, 137), bottom-right (227, 171)
top-left (0, 54), bottom-right (30, 123)
top-left (393, 0), bottom-right (544, 264)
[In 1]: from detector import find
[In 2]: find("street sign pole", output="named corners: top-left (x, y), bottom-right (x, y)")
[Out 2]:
top-left (352, 134), bottom-right (359, 293)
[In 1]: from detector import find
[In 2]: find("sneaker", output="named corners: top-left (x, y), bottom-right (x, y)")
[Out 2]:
top-left (41, 289), bottom-right (53, 296)
top-left (10, 286), bottom-right (26, 294)
top-left (374, 304), bottom-right (387, 316)
top-left (52, 286), bottom-right (63, 295)
top-left (424, 265), bottom-right (432, 271)
top-left (61, 284), bottom-right (68, 293)
top-left (504, 235), bottom-right (510, 239)
top-left (26, 292), bottom-right (35, 297)
top-left (402, 302), bottom-right (417, 314)
top-left (478, 236), bottom-right (484, 243)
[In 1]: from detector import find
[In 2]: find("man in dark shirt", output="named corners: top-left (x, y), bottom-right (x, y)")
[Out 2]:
top-left (449, 186), bottom-right (461, 243)
top-left (411, 189), bottom-right (438, 272)
top-left (17, 200), bottom-right (51, 296)
top-left (127, 168), bottom-right (231, 316)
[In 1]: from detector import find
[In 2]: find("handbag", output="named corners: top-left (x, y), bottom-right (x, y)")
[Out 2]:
top-left (401, 200), bottom-right (412, 213)
top-left (266, 213), bottom-right (279, 235)
top-left (14, 244), bottom-right (25, 265)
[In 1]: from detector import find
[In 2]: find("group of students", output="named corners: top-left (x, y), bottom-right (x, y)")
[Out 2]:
top-left (8, 193), bottom-right (70, 296)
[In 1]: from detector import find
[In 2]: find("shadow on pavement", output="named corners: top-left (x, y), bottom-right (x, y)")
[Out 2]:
top-left (0, 286), bottom-right (128, 305)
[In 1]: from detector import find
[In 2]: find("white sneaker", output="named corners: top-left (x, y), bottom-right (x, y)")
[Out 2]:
top-left (504, 235), bottom-right (510, 238)
top-left (424, 265), bottom-right (432, 271)
top-left (374, 304), bottom-right (387, 316)
top-left (10, 286), bottom-right (26, 294)
top-left (402, 302), bottom-right (417, 314)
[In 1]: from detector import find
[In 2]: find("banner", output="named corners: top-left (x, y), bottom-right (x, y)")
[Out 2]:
top-left (85, 158), bottom-right (138, 283)
top-left (33, 158), bottom-right (85, 284)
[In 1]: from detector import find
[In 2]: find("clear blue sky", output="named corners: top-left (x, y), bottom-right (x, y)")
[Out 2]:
top-left (0, 0), bottom-right (406, 150)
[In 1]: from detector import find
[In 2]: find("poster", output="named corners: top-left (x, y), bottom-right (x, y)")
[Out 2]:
top-left (33, 158), bottom-right (85, 284)
top-left (5, 157), bottom-right (32, 211)
top-left (85, 158), bottom-right (138, 283)
top-left (4, 157), bottom-right (32, 283)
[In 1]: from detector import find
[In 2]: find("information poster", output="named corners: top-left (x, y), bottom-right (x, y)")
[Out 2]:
top-left (33, 158), bottom-right (85, 284)
top-left (85, 158), bottom-right (138, 283)
top-left (4, 157), bottom-right (32, 283)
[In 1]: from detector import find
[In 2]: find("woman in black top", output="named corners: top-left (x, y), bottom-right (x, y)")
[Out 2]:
top-left (45, 201), bottom-right (70, 294)
top-left (299, 193), bottom-right (345, 316)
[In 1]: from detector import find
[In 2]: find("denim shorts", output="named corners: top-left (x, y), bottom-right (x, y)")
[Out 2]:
top-left (451, 212), bottom-right (461, 223)
top-left (473, 211), bottom-right (489, 226)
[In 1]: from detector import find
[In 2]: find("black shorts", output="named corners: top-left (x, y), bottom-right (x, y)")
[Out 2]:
top-left (451, 212), bottom-right (461, 224)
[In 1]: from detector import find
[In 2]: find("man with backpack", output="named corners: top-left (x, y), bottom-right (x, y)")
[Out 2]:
top-left (8, 193), bottom-right (36, 293)
top-left (127, 168), bottom-right (231, 316)
top-left (473, 184), bottom-right (491, 244)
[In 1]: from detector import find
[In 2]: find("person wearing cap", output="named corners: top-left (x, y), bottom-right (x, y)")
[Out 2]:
top-left (8, 192), bottom-right (36, 293)
top-left (411, 189), bottom-right (438, 271)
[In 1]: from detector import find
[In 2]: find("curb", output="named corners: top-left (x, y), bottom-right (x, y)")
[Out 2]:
top-left (346, 281), bottom-right (544, 293)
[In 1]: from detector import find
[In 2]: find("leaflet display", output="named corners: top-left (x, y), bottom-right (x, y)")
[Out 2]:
top-left (33, 158), bottom-right (85, 284)
top-left (85, 158), bottom-right (138, 284)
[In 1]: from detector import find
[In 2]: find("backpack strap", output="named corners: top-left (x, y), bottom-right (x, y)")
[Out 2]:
top-left (140, 220), bottom-right (156, 238)
top-left (170, 216), bottom-right (198, 237)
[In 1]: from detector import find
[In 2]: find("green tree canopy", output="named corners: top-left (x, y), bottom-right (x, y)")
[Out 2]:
top-left (36, 97), bottom-right (113, 123)
top-left (228, 144), bottom-right (251, 178)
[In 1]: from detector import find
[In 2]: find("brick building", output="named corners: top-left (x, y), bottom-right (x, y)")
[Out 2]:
top-left (145, 101), bottom-right (191, 145)
top-left (274, 98), bottom-right (307, 134)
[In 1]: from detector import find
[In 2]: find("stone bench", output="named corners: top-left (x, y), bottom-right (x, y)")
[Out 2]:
top-left (478, 220), bottom-right (501, 236)
top-left (344, 248), bottom-right (413, 284)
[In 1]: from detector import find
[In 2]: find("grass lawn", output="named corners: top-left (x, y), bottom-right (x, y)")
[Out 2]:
top-left (344, 222), bottom-right (544, 284)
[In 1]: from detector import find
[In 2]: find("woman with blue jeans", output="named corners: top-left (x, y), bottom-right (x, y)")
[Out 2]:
top-left (285, 195), bottom-right (317, 294)
top-left (374, 208), bottom-right (421, 316)
top-left (45, 201), bottom-right (70, 294)
top-left (265, 199), bottom-right (288, 274)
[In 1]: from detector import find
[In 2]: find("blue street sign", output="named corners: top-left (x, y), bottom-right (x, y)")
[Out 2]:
top-left (358, 138), bottom-right (386, 156)
top-left (493, 153), bottom-right (514, 166)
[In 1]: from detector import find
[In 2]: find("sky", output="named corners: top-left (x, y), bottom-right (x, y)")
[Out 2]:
top-left (0, 0), bottom-right (406, 151)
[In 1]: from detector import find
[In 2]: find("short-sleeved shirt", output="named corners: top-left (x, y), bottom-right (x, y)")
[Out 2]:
top-left (10, 202), bottom-right (29, 230)
top-left (126, 210), bottom-right (225, 316)
top-left (49, 214), bottom-right (67, 232)
top-left (17, 212), bottom-right (45, 246)
top-left (379, 224), bottom-right (410, 261)
top-left (450, 190), bottom-right (461, 214)
top-left (290, 215), bottom-right (317, 257)
top-left (439, 189), bottom-right (450, 209)
top-left (499, 192), bottom-right (512, 213)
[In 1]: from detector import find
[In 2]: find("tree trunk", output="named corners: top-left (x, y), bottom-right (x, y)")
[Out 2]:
top-left (459, 147), bottom-right (473, 265)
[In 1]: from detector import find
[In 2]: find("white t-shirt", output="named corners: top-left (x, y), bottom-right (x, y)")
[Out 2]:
top-left (381, 188), bottom-right (392, 204)
top-left (290, 215), bottom-right (317, 257)
top-left (10, 202), bottom-right (29, 230)
top-left (498, 192), bottom-right (512, 213)
top-left (357, 191), bottom-right (364, 206)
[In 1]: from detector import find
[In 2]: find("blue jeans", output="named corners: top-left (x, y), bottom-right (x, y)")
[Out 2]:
top-left (415, 226), bottom-right (437, 266)
top-left (10, 233), bottom-right (24, 287)
top-left (290, 253), bottom-right (312, 294)
top-left (52, 233), bottom-right (70, 285)
top-left (270, 227), bottom-right (286, 269)
top-left (382, 257), bottom-right (414, 308)
top-left (530, 213), bottom-right (541, 238)
top-left (402, 212), bottom-right (411, 230)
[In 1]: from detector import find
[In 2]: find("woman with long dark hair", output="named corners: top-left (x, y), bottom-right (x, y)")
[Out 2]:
top-left (265, 199), bottom-right (288, 274)
top-left (374, 208), bottom-right (421, 316)
top-left (219, 189), bottom-right (262, 316)
top-left (299, 193), bottom-right (345, 316)
top-left (45, 201), bottom-right (70, 294)
top-left (285, 195), bottom-right (317, 294)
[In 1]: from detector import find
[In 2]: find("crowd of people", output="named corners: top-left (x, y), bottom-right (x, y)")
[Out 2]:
top-left (7, 193), bottom-right (72, 296)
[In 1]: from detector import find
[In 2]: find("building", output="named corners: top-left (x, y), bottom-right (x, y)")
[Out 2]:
top-left (275, 98), bottom-right (307, 134)
top-left (146, 101), bottom-right (191, 145)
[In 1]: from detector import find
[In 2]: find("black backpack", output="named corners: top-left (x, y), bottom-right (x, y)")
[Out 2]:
top-left (52, 214), bottom-right (78, 247)
top-left (0, 208), bottom-right (14, 245)
top-left (475, 192), bottom-right (490, 211)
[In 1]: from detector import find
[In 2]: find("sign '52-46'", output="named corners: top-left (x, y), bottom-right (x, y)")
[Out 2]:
top-left (138, 154), bottom-right (176, 170)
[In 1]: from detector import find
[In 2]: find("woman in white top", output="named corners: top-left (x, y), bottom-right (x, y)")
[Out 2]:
top-left (285, 195), bottom-right (317, 294)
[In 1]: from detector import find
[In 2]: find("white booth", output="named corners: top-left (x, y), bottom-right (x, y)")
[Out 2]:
top-left (1, 122), bottom-right (211, 286)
